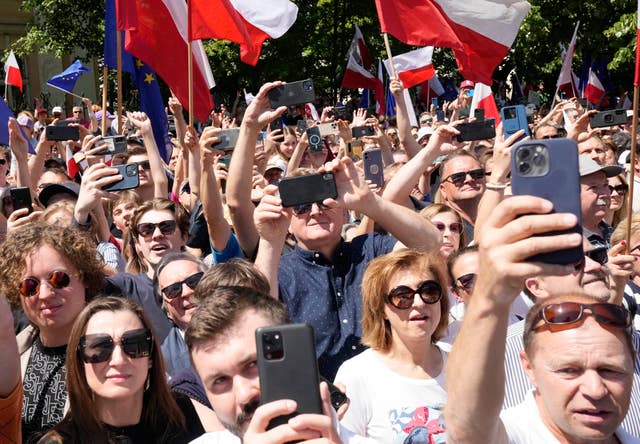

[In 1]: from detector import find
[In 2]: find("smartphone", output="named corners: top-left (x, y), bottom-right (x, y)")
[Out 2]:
top-left (348, 141), bottom-right (363, 161)
top-left (271, 116), bottom-right (284, 130)
top-left (256, 324), bottom-right (322, 430)
top-left (46, 125), bottom-right (79, 141)
top-left (501, 105), bottom-right (530, 141)
top-left (95, 135), bottom-right (127, 155)
top-left (215, 128), bottom-right (240, 151)
top-left (436, 110), bottom-right (445, 122)
top-left (431, 98), bottom-right (438, 108)
top-left (363, 148), bottom-right (384, 188)
top-left (317, 122), bottom-right (339, 136)
top-left (455, 119), bottom-right (496, 142)
top-left (510, 138), bottom-right (583, 265)
top-left (351, 125), bottom-right (375, 139)
top-left (578, 98), bottom-right (588, 107)
top-left (589, 109), bottom-right (628, 129)
top-left (103, 163), bottom-right (140, 192)
top-left (306, 127), bottom-right (323, 153)
top-left (474, 108), bottom-right (485, 121)
top-left (332, 104), bottom-right (347, 119)
top-left (54, 119), bottom-right (79, 127)
top-left (319, 376), bottom-right (348, 411)
top-left (268, 79), bottom-right (315, 108)
top-left (278, 173), bottom-right (337, 207)
top-left (10, 187), bottom-right (32, 214)
top-left (297, 119), bottom-right (310, 134)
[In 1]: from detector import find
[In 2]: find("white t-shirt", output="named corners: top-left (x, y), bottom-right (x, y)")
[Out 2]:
top-left (501, 390), bottom-right (640, 444)
top-left (189, 430), bottom-right (240, 444)
top-left (335, 348), bottom-right (448, 443)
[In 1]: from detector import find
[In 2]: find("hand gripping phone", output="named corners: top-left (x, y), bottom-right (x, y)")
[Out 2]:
top-left (363, 148), bottom-right (384, 188)
top-left (501, 105), bottom-right (530, 141)
top-left (103, 163), bottom-right (140, 192)
top-left (268, 80), bottom-right (315, 108)
top-left (278, 173), bottom-right (337, 207)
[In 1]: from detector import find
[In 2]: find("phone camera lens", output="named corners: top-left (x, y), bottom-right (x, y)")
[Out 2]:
top-left (532, 153), bottom-right (545, 167)
top-left (605, 115), bottom-right (613, 123)
top-left (518, 147), bottom-right (531, 160)
top-left (303, 81), bottom-right (312, 92)
top-left (518, 162), bottom-right (531, 175)
top-left (126, 165), bottom-right (137, 176)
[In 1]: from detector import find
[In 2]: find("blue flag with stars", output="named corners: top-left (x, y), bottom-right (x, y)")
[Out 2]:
top-left (104, 0), bottom-right (136, 76)
top-left (134, 60), bottom-right (171, 162)
top-left (46, 60), bottom-right (92, 94)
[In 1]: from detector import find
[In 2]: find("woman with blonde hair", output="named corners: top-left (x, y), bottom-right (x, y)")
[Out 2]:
top-left (604, 173), bottom-right (629, 229)
top-left (420, 203), bottom-right (466, 257)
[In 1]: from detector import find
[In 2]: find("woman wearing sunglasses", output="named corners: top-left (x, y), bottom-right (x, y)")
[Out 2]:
top-left (335, 249), bottom-right (449, 443)
top-left (604, 173), bottom-right (628, 229)
top-left (0, 223), bottom-right (105, 443)
top-left (39, 297), bottom-right (202, 443)
top-left (420, 203), bottom-right (466, 258)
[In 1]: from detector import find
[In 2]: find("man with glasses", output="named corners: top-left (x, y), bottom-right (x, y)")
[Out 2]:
top-left (533, 123), bottom-right (561, 139)
top-left (438, 151), bottom-right (486, 242)
top-left (446, 196), bottom-right (640, 443)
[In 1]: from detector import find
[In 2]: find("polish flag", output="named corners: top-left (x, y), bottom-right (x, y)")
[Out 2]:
top-left (383, 47), bottom-right (435, 89)
top-left (4, 51), bottom-right (22, 93)
top-left (375, 0), bottom-right (530, 84)
top-left (556, 22), bottom-right (579, 98)
top-left (189, 0), bottom-right (298, 66)
top-left (341, 27), bottom-right (384, 107)
top-left (585, 70), bottom-right (606, 106)
top-left (419, 75), bottom-right (445, 104)
top-left (470, 82), bottom-right (501, 125)
top-left (117, 0), bottom-right (216, 122)
top-left (376, 59), bottom-right (386, 115)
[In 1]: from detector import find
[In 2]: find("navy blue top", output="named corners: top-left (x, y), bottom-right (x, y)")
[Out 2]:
top-left (278, 233), bottom-right (397, 380)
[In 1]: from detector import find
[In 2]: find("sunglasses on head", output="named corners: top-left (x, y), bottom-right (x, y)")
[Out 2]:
top-left (609, 184), bottom-right (628, 195)
top-left (444, 168), bottom-right (485, 186)
top-left (78, 328), bottom-right (153, 364)
top-left (455, 273), bottom-right (476, 292)
top-left (386, 280), bottom-right (442, 310)
top-left (136, 220), bottom-right (177, 238)
top-left (137, 160), bottom-right (151, 170)
top-left (433, 221), bottom-right (462, 234)
top-left (535, 302), bottom-right (631, 330)
top-left (161, 272), bottom-right (204, 300)
top-left (19, 270), bottom-right (71, 297)
top-left (292, 202), bottom-right (330, 216)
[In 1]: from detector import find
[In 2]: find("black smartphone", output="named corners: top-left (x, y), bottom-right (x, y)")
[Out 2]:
top-left (103, 163), bottom-right (140, 192)
top-left (474, 108), bottom-right (485, 121)
top-left (278, 173), bottom-right (337, 207)
top-left (95, 135), bottom-right (127, 155)
top-left (256, 324), bottom-right (322, 430)
top-left (215, 128), bottom-right (240, 151)
top-left (456, 119), bottom-right (496, 142)
top-left (46, 125), bottom-right (79, 141)
top-left (297, 119), bottom-right (309, 134)
top-left (589, 109), bottom-right (628, 129)
top-left (332, 104), bottom-right (347, 119)
top-left (351, 125), bottom-right (375, 138)
top-left (10, 187), bottom-right (32, 214)
top-left (363, 148), bottom-right (384, 188)
top-left (319, 376), bottom-right (348, 411)
top-left (510, 138), bottom-right (583, 265)
top-left (268, 79), bottom-right (315, 108)
top-left (54, 119), bottom-right (79, 126)
top-left (578, 98), bottom-right (588, 107)
top-left (306, 127), bottom-right (323, 153)
top-left (436, 110), bottom-right (445, 122)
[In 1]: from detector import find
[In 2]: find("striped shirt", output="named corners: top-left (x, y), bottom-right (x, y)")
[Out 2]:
top-left (503, 321), bottom-right (640, 437)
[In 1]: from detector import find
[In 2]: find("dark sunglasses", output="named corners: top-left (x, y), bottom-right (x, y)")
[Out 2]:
top-left (19, 270), bottom-right (71, 297)
top-left (444, 168), bottom-right (485, 186)
top-left (608, 184), bottom-right (628, 195)
top-left (161, 272), bottom-right (204, 300)
top-left (0, 159), bottom-right (7, 165)
top-left (386, 280), bottom-right (442, 310)
top-left (585, 247), bottom-right (608, 266)
top-left (137, 160), bottom-right (151, 170)
top-left (292, 202), bottom-right (330, 215)
top-left (78, 328), bottom-right (153, 364)
top-left (433, 221), bottom-right (462, 234)
top-left (535, 302), bottom-right (631, 330)
top-left (540, 134), bottom-right (561, 139)
top-left (136, 220), bottom-right (177, 238)
top-left (455, 273), bottom-right (476, 292)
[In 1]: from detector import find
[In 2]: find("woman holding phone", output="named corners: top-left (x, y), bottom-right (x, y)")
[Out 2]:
top-left (335, 249), bottom-right (449, 443)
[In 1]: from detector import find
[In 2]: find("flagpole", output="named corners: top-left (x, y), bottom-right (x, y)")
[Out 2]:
top-left (101, 66), bottom-right (109, 136)
top-left (626, 86), bottom-right (638, 252)
top-left (187, 0), bottom-right (194, 127)
top-left (45, 83), bottom-right (85, 100)
top-left (382, 33), bottom-right (397, 78)
top-left (116, 30), bottom-right (123, 134)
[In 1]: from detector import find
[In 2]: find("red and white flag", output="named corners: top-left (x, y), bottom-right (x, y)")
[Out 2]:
top-left (470, 82), bottom-right (501, 125)
top-left (419, 75), bottom-right (445, 104)
top-left (585, 69), bottom-right (606, 105)
top-left (376, 59), bottom-right (386, 115)
top-left (4, 51), bottom-right (22, 93)
top-left (189, 0), bottom-right (298, 66)
top-left (556, 22), bottom-right (579, 98)
top-left (375, 0), bottom-right (530, 84)
top-left (341, 26), bottom-right (384, 107)
top-left (383, 47), bottom-right (434, 89)
top-left (117, 0), bottom-right (216, 122)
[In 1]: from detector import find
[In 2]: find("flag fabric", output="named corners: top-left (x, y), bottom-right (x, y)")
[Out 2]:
top-left (636, 0), bottom-right (640, 86)
top-left (556, 22), bottom-right (579, 98)
top-left (135, 60), bottom-right (171, 162)
top-left (341, 27), bottom-right (384, 112)
top-left (118, 0), bottom-right (216, 122)
top-left (375, 0), bottom-right (530, 84)
top-left (66, 144), bottom-right (80, 180)
top-left (419, 75), bottom-right (445, 105)
top-left (359, 89), bottom-right (370, 109)
top-left (585, 69), bottom-right (606, 106)
top-left (4, 51), bottom-right (22, 93)
top-left (470, 82), bottom-right (501, 125)
top-left (376, 59), bottom-right (386, 115)
top-left (0, 100), bottom-right (36, 154)
top-left (104, 0), bottom-right (136, 74)
top-left (383, 61), bottom-right (418, 125)
top-left (506, 69), bottom-right (524, 103)
top-left (46, 60), bottom-right (91, 94)
top-left (383, 47), bottom-right (435, 89)
top-left (305, 102), bottom-right (320, 121)
top-left (244, 89), bottom-right (256, 106)
top-left (386, 87), bottom-right (397, 117)
top-left (189, 0), bottom-right (298, 66)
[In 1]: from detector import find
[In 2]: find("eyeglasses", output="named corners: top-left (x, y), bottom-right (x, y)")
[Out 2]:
top-left (539, 134), bottom-right (560, 139)
top-left (136, 220), bottom-right (177, 238)
top-left (161, 272), bottom-right (204, 299)
top-left (292, 202), bottom-right (330, 215)
top-left (19, 270), bottom-right (71, 297)
top-left (137, 160), bottom-right (151, 170)
top-left (585, 247), bottom-right (608, 266)
top-left (433, 221), bottom-right (462, 234)
top-left (455, 273), bottom-right (476, 292)
top-left (535, 302), bottom-right (631, 330)
top-left (443, 168), bottom-right (486, 186)
top-left (78, 328), bottom-right (153, 364)
top-left (608, 184), bottom-right (628, 195)
top-left (386, 280), bottom-right (443, 309)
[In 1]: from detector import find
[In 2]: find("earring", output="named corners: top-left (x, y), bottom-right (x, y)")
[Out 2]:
top-left (144, 374), bottom-right (150, 391)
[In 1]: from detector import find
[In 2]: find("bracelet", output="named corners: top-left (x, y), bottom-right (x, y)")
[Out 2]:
top-left (485, 182), bottom-right (508, 190)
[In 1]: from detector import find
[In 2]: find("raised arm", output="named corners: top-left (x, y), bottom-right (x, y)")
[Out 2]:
top-left (8, 118), bottom-right (33, 190)
top-left (82, 97), bottom-right (98, 133)
top-left (390, 78), bottom-right (420, 158)
top-left (127, 111), bottom-right (168, 198)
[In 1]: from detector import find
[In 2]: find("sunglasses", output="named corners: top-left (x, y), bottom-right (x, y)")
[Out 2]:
top-left (386, 280), bottom-right (442, 310)
top-left (137, 160), bottom-right (151, 170)
top-left (136, 220), bottom-right (177, 238)
top-left (443, 168), bottom-right (486, 186)
top-left (19, 270), bottom-right (71, 297)
top-left (292, 202), bottom-right (330, 215)
top-left (540, 134), bottom-right (561, 139)
top-left (161, 272), bottom-right (204, 299)
top-left (609, 184), bottom-right (628, 195)
top-left (585, 247), bottom-right (608, 266)
top-left (455, 273), bottom-right (476, 292)
top-left (0, 159), bottom-right (6, 165)
top-left (433, 221), bottom-right (462, 234)
top-left (535, 302), bottom-right (631, 330)
top-left (78, 328), bottom-right (153, 364)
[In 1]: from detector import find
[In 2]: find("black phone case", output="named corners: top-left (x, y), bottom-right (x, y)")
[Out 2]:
top-left (103, 163), bottom-right (140, 192)
top-left (306, 127), bottom-right (323, 152)
top-left (351, 126), bottom-right (375, 138)
top-left (256, 324), bottom-right (322, 429)
top-left (589, 109), bottom-right (628, 129)
top-left (510, 138), bottom-right (583, 265)
top-left (10, 187), bottom-right (32, 213)
top-left (456, 119), bottom-right (496, 142)
top-left (278, 173), bottom-right (337, 207)
top-left (363, 148), bottom-right (384, 188)
top-left (46, 125), bottom-right (79, 141)
top-left (268, 80), bottom-right (315, 108)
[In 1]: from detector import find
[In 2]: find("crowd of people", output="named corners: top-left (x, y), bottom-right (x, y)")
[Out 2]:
top-left (0, 75), bottom-right (639, 444)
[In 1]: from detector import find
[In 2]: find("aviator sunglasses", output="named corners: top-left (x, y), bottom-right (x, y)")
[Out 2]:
top-left (161, 272), bottom-right (204, 300)
top-left (19, 270), bottom-right (71, 297)
top-left (535, 302), bottom-right (631, 330)
top-left (78, 328), bottom-right (153, 364)
top-left (386, 280), bottom-right (443, 310)
top-left (443, 168), bottom-right (486, 187)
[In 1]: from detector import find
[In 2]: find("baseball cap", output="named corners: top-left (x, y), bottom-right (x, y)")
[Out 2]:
top-left (417, 126), bottom-right (433, 142)
top-left (578, 155), bottom-right (622, 178)
top-left (17, 115), bottom-right (34, 130)
top-left (52, 106), bottom-right (64, 115)
top-left (460, 80), bottom-right (475, 89)
top-left (38, 182), bottom-right (80, 207)
top-left (265, 156), bottom-right (287, 172)
top-left (36, 108), bottom-right (48, 116)
top-left (95, 110), bottom-right (115, 122)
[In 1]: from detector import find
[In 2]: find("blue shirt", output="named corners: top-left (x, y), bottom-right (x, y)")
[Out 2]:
top-left (278, 233), bottom-right (397, 380)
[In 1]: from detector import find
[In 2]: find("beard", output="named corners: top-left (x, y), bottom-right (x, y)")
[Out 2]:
top-left (223, 398), bottom-right (260, 438)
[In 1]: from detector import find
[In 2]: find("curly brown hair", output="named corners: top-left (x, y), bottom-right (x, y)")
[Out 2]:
top-left (0, 223), bottom-right (106, 308)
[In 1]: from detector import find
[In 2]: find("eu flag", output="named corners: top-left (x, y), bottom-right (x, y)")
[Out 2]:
top-left (46, 60), bottom-right (92, 95)
top-left (385, 87), bottom-right (397, 117)
top-left (134, 60), bottom-right (171, 162)
top-left (0, 99), bottom-right (36, 153)
top-left (104, 0), bottom-right (135, 75)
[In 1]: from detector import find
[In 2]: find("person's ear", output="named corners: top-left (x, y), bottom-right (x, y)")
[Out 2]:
top-left (520, 349), bottom-right (537, 390)
top-left (524, 277), bottom-right (543, 298)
